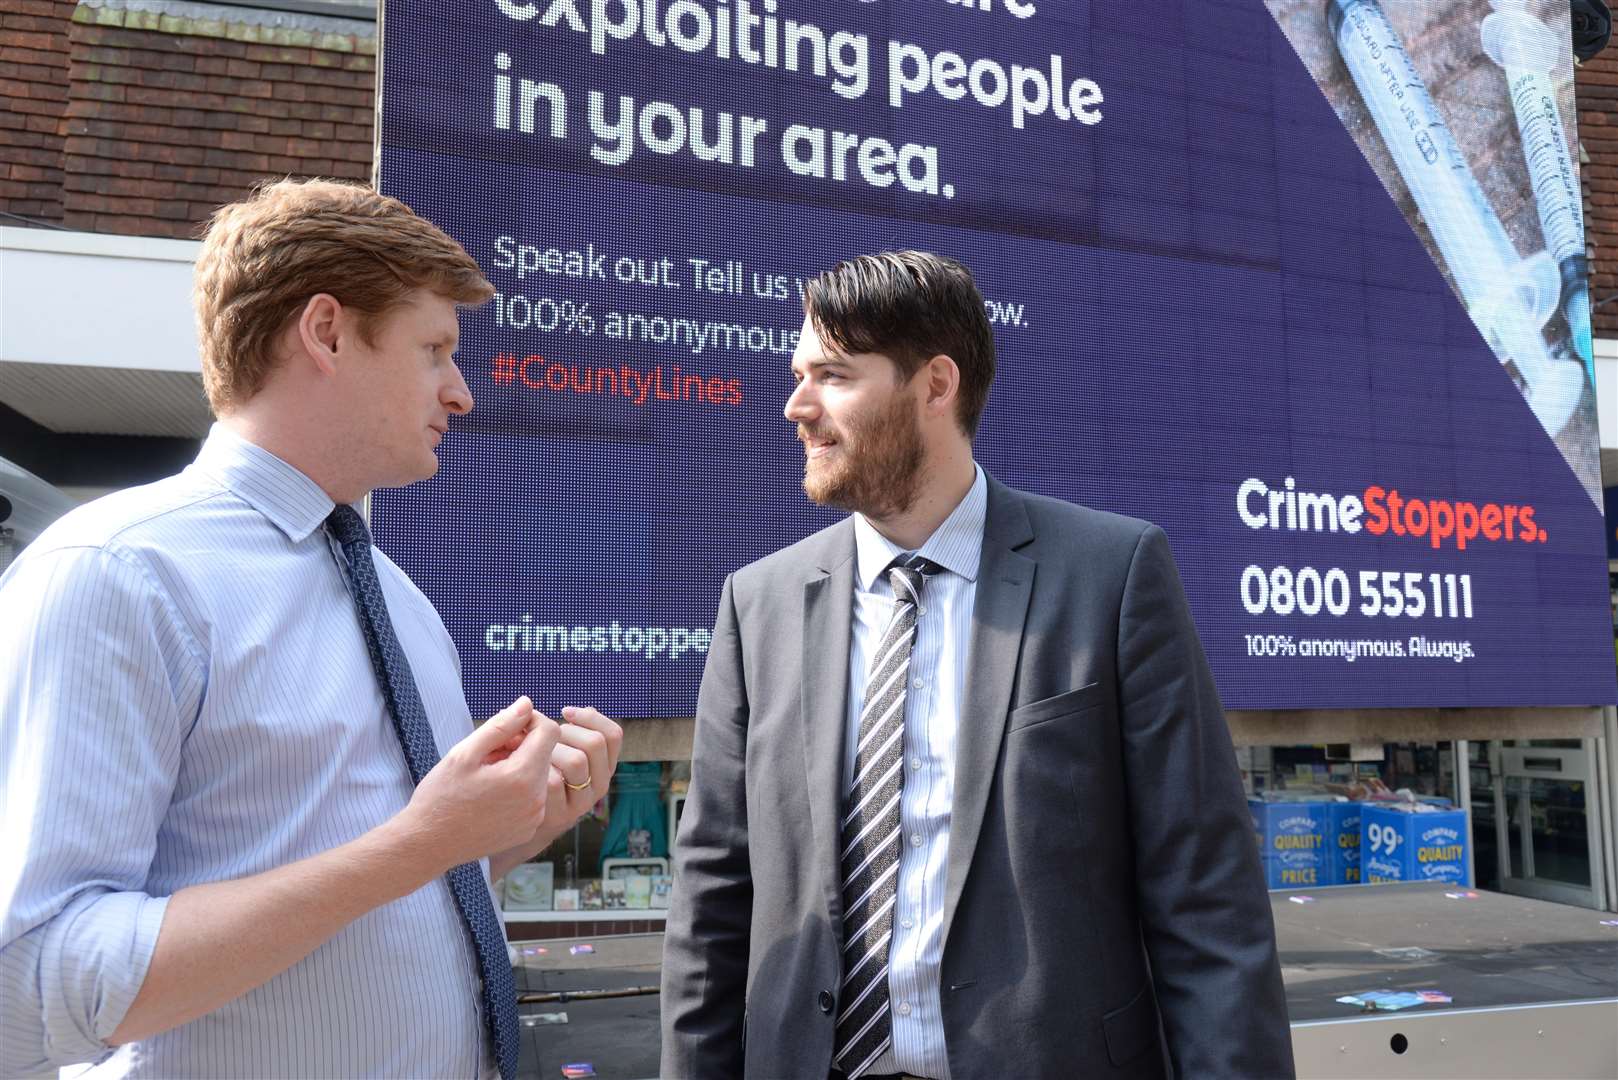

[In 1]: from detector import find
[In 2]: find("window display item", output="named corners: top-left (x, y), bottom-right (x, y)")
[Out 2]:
top-left (603, 857), bottom-right (668, 882)
top-left (599, 761), bottom-right (668, 869)
top-left (503, 861), bottom-right (554, 911)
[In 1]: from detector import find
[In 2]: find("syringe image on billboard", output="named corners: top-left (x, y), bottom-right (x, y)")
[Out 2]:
top-left (1481, 3), bottom-right (1593, 371)
top-left (1270, 0), bottom-right (1602, 504)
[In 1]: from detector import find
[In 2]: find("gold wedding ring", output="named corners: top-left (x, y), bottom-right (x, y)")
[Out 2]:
top-left (565, 775), bottom-right (592, 791)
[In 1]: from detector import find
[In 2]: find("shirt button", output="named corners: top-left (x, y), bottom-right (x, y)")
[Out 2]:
top-left (898, 1001), bottom-right (913, 1017)
top-left (918, 606), bottom-right (927, 616)
top-left (912, 677), bottom-right (924, 689)
top-left (901, 917), bottom-right (914, 930)
top-left (910, 757), bottom-right (922, 771)
top-left (911, 833), bottom-right (923, 847)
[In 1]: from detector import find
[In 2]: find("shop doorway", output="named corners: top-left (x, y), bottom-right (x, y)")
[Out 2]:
top-left (1477, 739), bottom-right (1609, 910)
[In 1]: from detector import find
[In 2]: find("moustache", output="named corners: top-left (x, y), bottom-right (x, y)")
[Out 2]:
top-left (798, 426), bottom-right (838, 446)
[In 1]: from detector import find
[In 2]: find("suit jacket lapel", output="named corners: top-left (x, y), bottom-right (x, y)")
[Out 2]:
top-left (800, 520), bottom-right (857, 931)
top-left (942, 478), bottom-right (1035, 947)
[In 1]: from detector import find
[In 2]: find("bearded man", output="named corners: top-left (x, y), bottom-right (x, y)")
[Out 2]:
top-left (658, 251), bottom-right (1294, 1079)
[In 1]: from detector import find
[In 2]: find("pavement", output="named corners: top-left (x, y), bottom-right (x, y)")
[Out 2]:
top-left (514, 885), bottom-right (1618, 1076)
top-left (512, 933), bottom-right (665, 1080)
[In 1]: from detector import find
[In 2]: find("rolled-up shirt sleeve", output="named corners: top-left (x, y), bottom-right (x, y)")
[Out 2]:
top-left (0, 544), bottom-right (197, 1075)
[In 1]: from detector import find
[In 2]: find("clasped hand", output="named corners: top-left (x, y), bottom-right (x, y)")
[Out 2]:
top-left (493, 699), bottom-right (623, 831)
top-left (401, 696), bottom-right (624, 873)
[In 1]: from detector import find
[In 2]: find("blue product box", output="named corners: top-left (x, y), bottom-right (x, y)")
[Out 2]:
top-left (1324, 802), bottom-right (1362, 885)
top-left (1249, 799), bottom-right (1329, 889)
top-left (1361, 805), bottom-right (1469, 885)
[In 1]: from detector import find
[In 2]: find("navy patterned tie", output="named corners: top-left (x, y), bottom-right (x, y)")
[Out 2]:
top-left (834, 553), bottom-right (941, 1078)
top-left (326, 504), bottom-right (520, 1080)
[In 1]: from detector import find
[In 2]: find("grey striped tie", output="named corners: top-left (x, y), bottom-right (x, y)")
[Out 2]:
top-left (834, 553), bottom-right (940, 1078)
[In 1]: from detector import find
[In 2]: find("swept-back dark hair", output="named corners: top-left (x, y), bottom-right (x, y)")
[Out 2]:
top-left (802, 250), bottom-right (995, 438)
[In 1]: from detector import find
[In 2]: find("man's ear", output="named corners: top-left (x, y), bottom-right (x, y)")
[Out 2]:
top-left (923, 352), bottom-right (961, 419)
top-left (296, 293), bottom-right (345, 377)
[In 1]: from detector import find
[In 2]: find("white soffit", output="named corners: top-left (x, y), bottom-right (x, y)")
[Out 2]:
top-left (1, 227), bottom-right (208, 436)
top-left (0, 226), bottom-right (200, 375)
top-left (1597, 338), bottom-right (1616, 450)
top-left (0, 362), bottom-right (212, 437)
top-left (1596, 339), bottom-right (1616, 487)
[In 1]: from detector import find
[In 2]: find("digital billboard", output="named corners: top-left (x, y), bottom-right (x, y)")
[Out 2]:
top-left (375, 0), bottom-right (1617, 717)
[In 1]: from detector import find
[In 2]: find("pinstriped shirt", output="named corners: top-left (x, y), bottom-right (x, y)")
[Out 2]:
top-left (0, 424), bottom-right (497, 1078)
top-left (844, 465), bottom-right (985, 1080)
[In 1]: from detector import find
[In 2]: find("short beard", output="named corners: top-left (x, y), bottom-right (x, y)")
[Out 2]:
top-left (801, 387), bottom-right (925, 519)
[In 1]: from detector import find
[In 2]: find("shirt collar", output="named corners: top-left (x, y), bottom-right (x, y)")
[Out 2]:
top-left (191, 423), bottom-right (339, 543)
top-left (853, 463), bottom-right (986, 592)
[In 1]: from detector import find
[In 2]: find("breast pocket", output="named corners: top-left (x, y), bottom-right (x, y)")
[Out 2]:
top-left (1007, 681), bottom-right (1105, 732)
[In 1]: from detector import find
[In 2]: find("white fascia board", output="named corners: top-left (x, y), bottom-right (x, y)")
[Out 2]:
top-left (0, 226), bottom-right (200, 374)
top-left (1596, 337), bottom-right (1617, 453)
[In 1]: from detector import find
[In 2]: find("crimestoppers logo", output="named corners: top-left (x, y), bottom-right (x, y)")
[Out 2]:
top-left (1237, 476), bottom-right (1549, 550)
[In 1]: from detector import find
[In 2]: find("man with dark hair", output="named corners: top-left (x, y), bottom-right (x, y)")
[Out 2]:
top-left (661, 251), bottom-right (1293, 1078)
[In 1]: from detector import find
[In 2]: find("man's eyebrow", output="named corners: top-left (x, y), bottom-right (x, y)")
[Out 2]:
top-left (794, 355), bottom-right (846, 371)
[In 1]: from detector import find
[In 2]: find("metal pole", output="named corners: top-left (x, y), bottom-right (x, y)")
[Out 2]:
top-left (517, 986), bottom-right (661, 1004)
top-left (1604, 707), bottom-right (1618, 913)
top-left (1456, 739), bottom-right (1476, 888)
top-left (1493, 741), bottom-right (1511, 890)
top-left (1585, 734), bottom-right (1610, 911)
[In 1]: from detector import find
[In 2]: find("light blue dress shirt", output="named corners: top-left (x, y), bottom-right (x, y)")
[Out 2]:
top-left (0, 424), bottom-right (498, 1078)
top-left (845, 465), bottom-right (986, 1080)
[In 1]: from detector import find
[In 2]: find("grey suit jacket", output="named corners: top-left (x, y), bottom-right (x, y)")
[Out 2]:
top-left (660, 477), bottom-right (1294, 1078)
